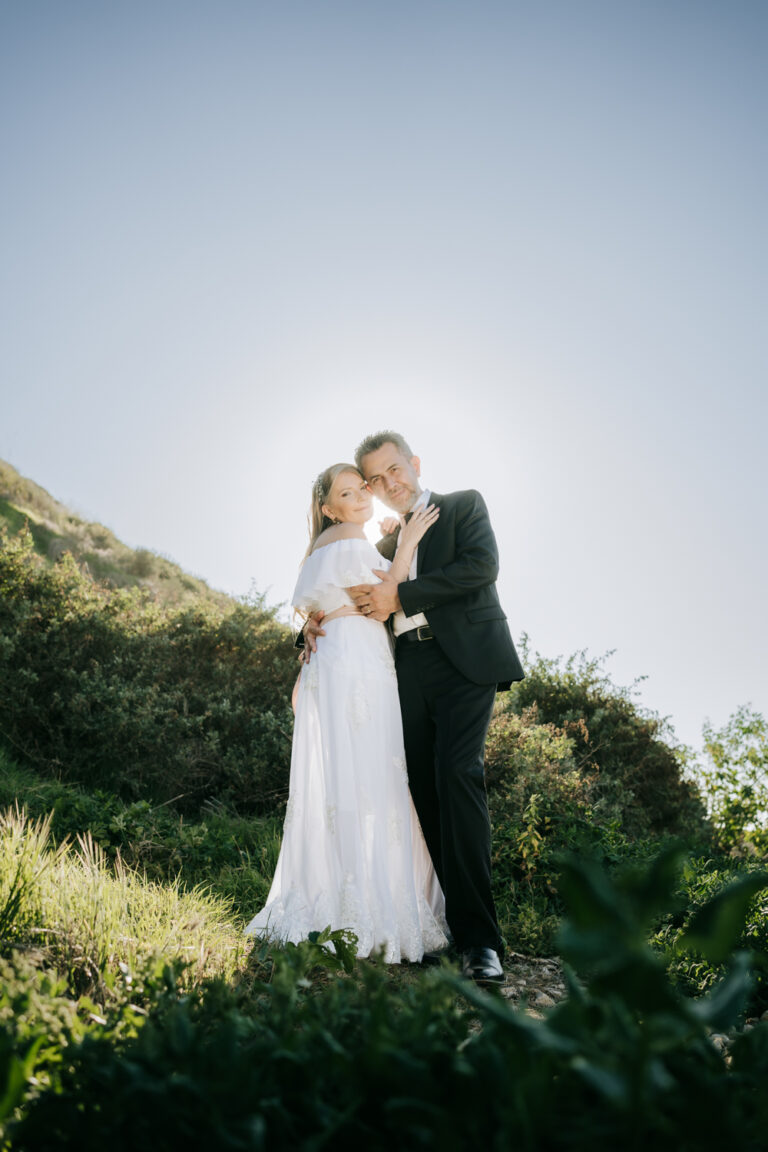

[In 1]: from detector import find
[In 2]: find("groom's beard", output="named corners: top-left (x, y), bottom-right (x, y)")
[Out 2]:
top-left (379, 485), bottom-right (422, 515)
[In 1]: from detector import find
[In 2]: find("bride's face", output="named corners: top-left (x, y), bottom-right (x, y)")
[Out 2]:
top-left (323, 470), bottom-right (373, 524)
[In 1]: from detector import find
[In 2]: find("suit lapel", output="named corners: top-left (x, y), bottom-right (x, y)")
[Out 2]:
top-left (376, 531), bottom-right (398, 562)
top-left (416, 490), bottom-right (444, 575)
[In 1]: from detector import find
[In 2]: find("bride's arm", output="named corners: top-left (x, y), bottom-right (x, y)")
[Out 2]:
top-left (383, 503), bottom-right (440, 583)
top-left (347, 505), bottom-right (439, 621)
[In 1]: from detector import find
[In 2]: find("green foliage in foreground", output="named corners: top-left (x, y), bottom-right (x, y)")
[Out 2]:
top-left (0, 950), bottom-right (180, 1132)
top-left (4, 847), bottom-right (768, 1151)
top-left (655, 855), bottom-right (768, 1015)
top-left (0, 528), bottom-right (297, 812)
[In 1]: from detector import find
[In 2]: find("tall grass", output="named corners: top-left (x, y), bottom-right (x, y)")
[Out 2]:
top-left (0, 806), bottom-right (246, 996)
top-left (0, 751), bottom-right (284, 924)
top-left (0, 807), bottom-right (66, 942)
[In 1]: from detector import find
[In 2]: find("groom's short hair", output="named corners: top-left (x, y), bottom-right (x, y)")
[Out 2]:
top-left (354, 430), bottom-right (414, 469)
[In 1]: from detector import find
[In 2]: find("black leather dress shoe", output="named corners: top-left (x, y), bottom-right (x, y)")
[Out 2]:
top-left (461, 947), bottom-right (504, 986)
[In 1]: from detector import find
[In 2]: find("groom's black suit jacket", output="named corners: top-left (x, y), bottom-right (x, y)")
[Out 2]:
top-left (377, 489), bottom-right (524, 690)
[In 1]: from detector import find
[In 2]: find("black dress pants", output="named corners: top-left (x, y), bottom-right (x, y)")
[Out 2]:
top-left (395, 635), bottom-right (503, 956)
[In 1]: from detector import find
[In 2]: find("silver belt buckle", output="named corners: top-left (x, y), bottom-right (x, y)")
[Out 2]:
top-left (416, 624), bottom-right (431, 641)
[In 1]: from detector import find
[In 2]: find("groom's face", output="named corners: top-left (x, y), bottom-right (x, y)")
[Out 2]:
top-left (360, 442), bottom-right (422, 514)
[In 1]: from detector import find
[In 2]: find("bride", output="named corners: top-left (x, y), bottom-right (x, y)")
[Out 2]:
top-left (244, 462), bottom-right (449, 962)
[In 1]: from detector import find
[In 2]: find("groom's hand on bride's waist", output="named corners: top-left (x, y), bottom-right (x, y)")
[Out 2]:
top-left (349, 576), bottom-right (401, 621)
top-left (302, 611), bottom-right (326, 662)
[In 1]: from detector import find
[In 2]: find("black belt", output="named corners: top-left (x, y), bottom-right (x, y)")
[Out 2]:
top-left (396, 625), bottom-right (434, 645)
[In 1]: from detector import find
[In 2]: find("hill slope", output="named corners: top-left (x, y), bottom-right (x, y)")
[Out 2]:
top-left (0, 457), bottom-right (229, 606)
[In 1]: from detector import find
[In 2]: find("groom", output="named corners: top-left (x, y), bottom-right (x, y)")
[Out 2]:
top-left (306, 431), bottom-right (524, 985)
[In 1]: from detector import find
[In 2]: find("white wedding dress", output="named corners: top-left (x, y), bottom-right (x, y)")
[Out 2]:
top-left (244, 538), bottom-right (449, 962)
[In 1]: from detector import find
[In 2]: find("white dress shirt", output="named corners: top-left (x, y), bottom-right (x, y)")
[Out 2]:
top-left (392, 488), bottom-right (431, 637)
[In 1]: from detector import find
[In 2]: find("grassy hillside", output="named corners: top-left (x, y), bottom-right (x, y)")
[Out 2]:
top-left (3, 464), bottom-right (768, 1147)
top-left (0, 525), bottom-right (297, 814)
top-left (0, 457), bottom-right (230, 607)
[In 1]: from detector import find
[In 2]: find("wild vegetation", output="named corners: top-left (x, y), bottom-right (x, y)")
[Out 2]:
top-left (0, 527), bottom-right (296, 813)
top-left (3, 801), bottom-right (768, 1150)
top-left (2, 468), bottom-right (768, 1148)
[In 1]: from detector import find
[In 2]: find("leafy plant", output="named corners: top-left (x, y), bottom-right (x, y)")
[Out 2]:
top-left (8, 849), bottom-right (768, 1151)
top-left (698, 706), bottom-right (768, 855)
top-left (0, 949), bottom-right (186, 1141)
top-left (503, 643), bottom-right (708, 841)
top-left (0, 527), bottom-right (297, 813)
top-left (653, 854), bottom-right (768, 1013)
top-left (486, 702), bottom-right (687, 955)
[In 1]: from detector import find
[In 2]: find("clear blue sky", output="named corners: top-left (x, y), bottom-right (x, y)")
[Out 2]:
top-left (1, 0), bottom-right (766, 755)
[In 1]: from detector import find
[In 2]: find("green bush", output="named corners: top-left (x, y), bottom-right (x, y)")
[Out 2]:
top-left (485, 699), bottom-right (698, 955)
top-left (503, 645), bottom-right (708, 841)
top-left (7, 851), bottom-right (768, 1151)
top-left (653, 854), bottom-right (768, 1014)
top-left (0, 949), bottom-right (186, 1138)
top-left (0, 528), bottom-right (297, 813)
top-left (697, 706), bottom-right (768, 856)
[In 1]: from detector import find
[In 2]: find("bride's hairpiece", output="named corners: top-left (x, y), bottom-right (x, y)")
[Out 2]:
top-left (312, 474), bottom-right (327, 502)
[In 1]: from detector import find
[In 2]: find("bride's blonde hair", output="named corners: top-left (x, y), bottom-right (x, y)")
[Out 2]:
top-left (304, 462), bottom-right (363, 560)
top-left (293, 462), bottom-right (363, 633)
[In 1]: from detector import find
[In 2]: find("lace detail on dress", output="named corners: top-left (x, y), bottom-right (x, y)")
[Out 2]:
top-left (339, 565), bottom-right (373, 587)
top-left (388, 810), bottom-right (403, 845)
top-left (302, 659), bottom-right (319, 691)
top-left (378, 645), bottom-right (398, 680)
top-left (347, 684), bottom-right (371, 728)
top-left (339, 872), bottom-right (360, 926)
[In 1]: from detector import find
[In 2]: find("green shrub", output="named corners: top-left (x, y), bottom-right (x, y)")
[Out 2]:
top-left (127, 548), bottom-right (155, 577)
top-left (504, 644), bottom-right (708, 841)
top-left (8, 851), bottom-right (768, 1151)
top-left (653, 854), bottom-right (768, 1014)
top-left (486, 702), bottom-right (688, 954)
top-left (485, 647), bottom-right (711, 956)
top-left (0, 949), bottom-right (186, 1138)
top-left (697, 706), bottom-right (768, 855)
top-left (0, 528), bottom-right (297, 813)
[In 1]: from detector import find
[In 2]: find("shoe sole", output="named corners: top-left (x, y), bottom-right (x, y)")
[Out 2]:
top-left (465, 973), bottom-right (505, 987)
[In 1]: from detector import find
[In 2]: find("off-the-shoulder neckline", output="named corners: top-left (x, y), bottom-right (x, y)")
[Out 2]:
top-left (309, 535), bottom-right (372, 555)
